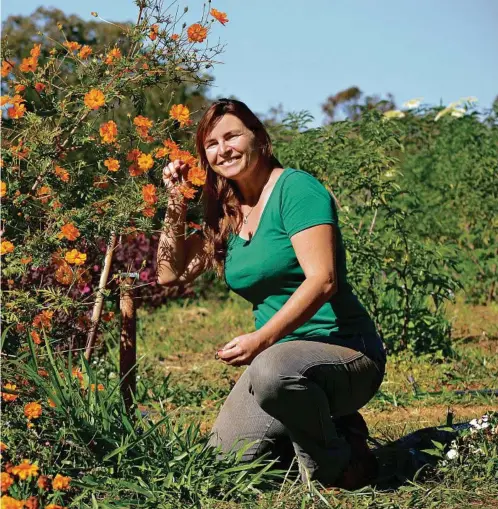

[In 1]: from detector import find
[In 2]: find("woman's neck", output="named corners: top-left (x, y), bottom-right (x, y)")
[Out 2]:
top-left (235, 164), bottom-right (274, 206)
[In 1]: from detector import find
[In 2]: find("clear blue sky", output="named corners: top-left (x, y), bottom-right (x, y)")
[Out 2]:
top-left (2, 0), bottom-right (497, 126)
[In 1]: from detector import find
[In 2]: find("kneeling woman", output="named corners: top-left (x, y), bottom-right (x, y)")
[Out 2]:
top-left (157, 98), bottom-right (386, 489)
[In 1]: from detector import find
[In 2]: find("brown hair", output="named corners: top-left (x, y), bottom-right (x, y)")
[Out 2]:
top-left (195, 99), bottom-right (280, 278)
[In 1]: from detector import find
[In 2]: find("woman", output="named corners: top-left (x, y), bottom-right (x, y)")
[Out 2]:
top-left (157, 98), bottom-right (386, 489)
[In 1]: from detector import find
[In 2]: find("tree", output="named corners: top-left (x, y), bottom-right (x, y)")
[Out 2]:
top-left (321, 85), bottom-right (396, 123)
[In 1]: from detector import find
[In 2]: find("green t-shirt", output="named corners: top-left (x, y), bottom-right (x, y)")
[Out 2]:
top-left (225, 168), bottom-right (376, 343)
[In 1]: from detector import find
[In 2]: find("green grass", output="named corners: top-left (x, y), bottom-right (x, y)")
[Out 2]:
top-left (126, 292), bottom-right (498, 508)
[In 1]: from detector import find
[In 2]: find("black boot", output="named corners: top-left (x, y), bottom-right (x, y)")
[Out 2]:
top-left (333, 412), bottom-right (378, 490)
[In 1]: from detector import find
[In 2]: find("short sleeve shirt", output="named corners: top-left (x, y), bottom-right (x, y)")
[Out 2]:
top-left (224, 168), bottom-right (375, 342)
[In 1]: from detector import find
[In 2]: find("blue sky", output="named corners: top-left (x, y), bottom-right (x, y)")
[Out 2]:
top-left (2, 0), bottom-right (497, 126)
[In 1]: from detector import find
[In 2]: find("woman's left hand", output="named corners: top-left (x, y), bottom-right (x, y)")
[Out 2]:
top-left (216, 332), bottom-right (268, 366)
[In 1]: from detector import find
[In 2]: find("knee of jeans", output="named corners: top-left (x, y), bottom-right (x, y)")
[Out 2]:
top-left (248, 352), bottom-right (299, 412)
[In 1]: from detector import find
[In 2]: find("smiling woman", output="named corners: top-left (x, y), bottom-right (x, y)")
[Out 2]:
top-left (156, 98), bottom-right (386, 489)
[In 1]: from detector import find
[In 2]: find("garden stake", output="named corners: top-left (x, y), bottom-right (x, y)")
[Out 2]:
top-left (85, 232), bottom-right (117, 361)
top-left (119, 272), bottom-right (139, 413)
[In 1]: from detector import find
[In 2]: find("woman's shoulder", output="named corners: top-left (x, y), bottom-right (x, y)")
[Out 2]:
top-left (280, 168), bottom-right (330, 194)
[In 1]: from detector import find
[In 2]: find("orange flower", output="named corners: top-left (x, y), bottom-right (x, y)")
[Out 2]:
top-left (30, 44), bottom-right (41, 59)
top-left (55, 263), bottom-right (73, 285)
top-left (52, 200), bottom-right (62, 209)
top-left (126, 148), bottom-right (141, 162)
top-left (104, 47), bottom-right (122, 65)
top-left (36, 185), bottom-right (51, 204)
top-left (1, 60), bottom-right (14, 77)
top-left (169, 149), bottom-right (197, 168)
top-left (84, 89), bottom-right (105, 110)
top-left (37, 475), bottom-right (50, 491)
top-left (0, 496), bottom-right (23, 509)
top-left (45, 505), bottom-right (67, 509)
top-left (178, 184), bottom-right (197, 200)
top-left (14, 84), bottom-right (26, 94)
top-left (7, 103), bottom-right (26, 120)
top-left (32, 310), bottom-right (54, 329)
top-left (188, 221), bottom-right (202, 230)
top-left (78, 45), bottom-right (93, 59)
top-left (71, 367), bottom-right (84, 382)
top-left (54, 165), bottom-right (70, 182)
top-left (58, 223), bottom-right (80, 241)
top-left (169, 104), bottom-right (191, 127)
top-left (63, 41), bottom-right (81, 52)
top-left (187, 23), bottom-right (208, 43)
top-left (1, 181), bottom-right (6, 197)
top-left (149, 24), bottom-right (159, 41)
top-left (1, 383), bottom-right (18, 402)
top-left (187, 166), bottom-right (206, 186)
top-left (93, 175), bottom-right (109, 189)
top-left (30, 331), bottom-right (42, 345)
top-left (0, 472), bottom-right (13, 492)
top-left (142, 183), bottom-right (158, 205)
top-left (0, 442), bottom-right (7, 452)
top-left (101, 311), bottom-right (114, 322)
top-left (34, 82), bottom-right (46, 93)
top-left (99, 120), bottom-right (118, 144)
top-left (65, 249), bottom-right (87, 265)
top-left (52, 474), bottom-right (71, 491)
top-left (24, 496), bottom-right (39, 509)
top-left (11, 460), bottom-right (39, 480)
top-left (0, 95), bottom-right (11, 106)
top-left (37, 368), bottom-right (48, 377)
top-left (154, 147), bottom-right (169, 159)
top-left (137, 153), bottom-right (154, 172)
top-left (210, 8), bottom-right (229, 25)
top-left (1, 241), bottom-right (15, 256)
top-left (24, 402), bottom-right (42, 420)
top-left (142, 206), bottom-right (155, 217)
top-left (104, 158), bottom-right (120, 172)
top-left (133, 115), bottom-right (153, 138)
top-left (90, 383), bottom-right (105, 392)
top-left (19, 57), bottom-right (38, 73)
top-left (48, 398), bottom-right (57, 408)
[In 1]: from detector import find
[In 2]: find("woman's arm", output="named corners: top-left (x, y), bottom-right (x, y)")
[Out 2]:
top-left (156, 194), bottom-right (208, 285)
top-left (255, 223), bottom-right (337, 345)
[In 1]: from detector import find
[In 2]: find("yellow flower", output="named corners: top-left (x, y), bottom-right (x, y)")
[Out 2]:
top-left (24, 402), bottom-right (42, 420)
top-left (104, 158), bottom-right (120, 172)
top-left (137, 153), bottom-right (154, 172)
top-left (1, 240), bottom-right (14, 255)
top-left (0, 181), bottom-right (6, 197)
top-left (0, 495), bottom-right (23, 509)
top-left (65, 249), bottom-right (87, 265)
top-left (169, 104), bottom-right (191, 127)
top-left (52, 474), bottom-right (71, 491)
top-left (11, 460), bottom-right (39, 480)
top-left (84, 89), bottom-right (105, 110)
top-left (1, 383), bottom-right (18, 402)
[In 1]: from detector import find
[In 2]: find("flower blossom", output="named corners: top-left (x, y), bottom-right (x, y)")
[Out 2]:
top-left (84, 89), bottom-right (105, 110)
top-left (11, 460), bottom-right (39, 480)
top-left (187, 23), bottom-right (208, 43)
top-left (169, 104), bottom-right (191, 127)
top-left (210, 8), bottom-right (229, 25)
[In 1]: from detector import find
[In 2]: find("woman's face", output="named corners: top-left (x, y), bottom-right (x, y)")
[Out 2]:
top-left (203, 114), bottom-right (260, 180)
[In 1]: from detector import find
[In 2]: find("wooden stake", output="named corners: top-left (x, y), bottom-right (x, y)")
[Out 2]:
top-left (85, 232), bottom-right (117, 361)
top-left (119, 274), bottom-right (138, 412)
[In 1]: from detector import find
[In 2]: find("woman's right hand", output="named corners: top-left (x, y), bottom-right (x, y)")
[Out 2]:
top-left (162, 159), bottom-right (190, 192)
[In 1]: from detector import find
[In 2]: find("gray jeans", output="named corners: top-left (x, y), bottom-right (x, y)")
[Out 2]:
top-left (207, 332), bottom-right (386, 485)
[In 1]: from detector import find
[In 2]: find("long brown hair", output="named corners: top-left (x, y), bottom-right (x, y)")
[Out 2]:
top-left (195, 99), bottom-right (280, 278)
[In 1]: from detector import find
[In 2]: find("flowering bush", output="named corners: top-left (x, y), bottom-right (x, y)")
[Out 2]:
top-left (0, 1), bottom-right (230, 356)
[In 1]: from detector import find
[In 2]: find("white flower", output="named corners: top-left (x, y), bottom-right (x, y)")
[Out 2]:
top-left (446, 448), bottom-right (459, 460)
top-left (451, 107), bottom-right (466, 118)
top-left (403, 97), bottom-right (423, 109)
top-left (383, 110), bottom-right (405, 119)
top-left (108, 372), bottom-right (116, 379)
